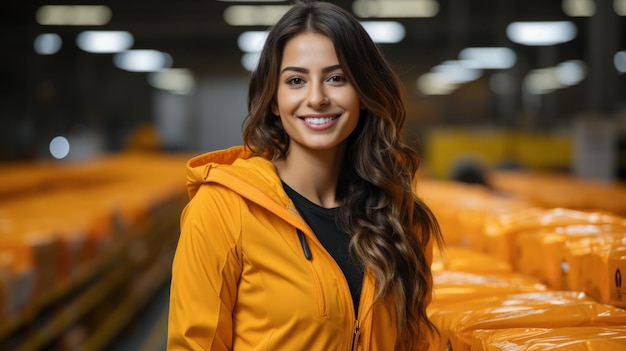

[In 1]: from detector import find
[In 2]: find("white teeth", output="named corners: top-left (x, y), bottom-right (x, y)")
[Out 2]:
top-left (304, 116), bottom-right (337, 125)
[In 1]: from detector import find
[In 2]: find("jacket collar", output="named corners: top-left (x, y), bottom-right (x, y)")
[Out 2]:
top-left (186, 145), bottom-right (294, 215)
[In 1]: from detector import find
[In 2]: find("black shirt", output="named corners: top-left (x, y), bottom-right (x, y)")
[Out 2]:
top-left (282, 181), bottom-right (364, 316)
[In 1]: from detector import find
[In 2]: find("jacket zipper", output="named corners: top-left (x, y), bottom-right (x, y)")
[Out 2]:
top-left (351, 273), bottom-right (376, 351)
top-left (350, 320), bottom-right (360, 351)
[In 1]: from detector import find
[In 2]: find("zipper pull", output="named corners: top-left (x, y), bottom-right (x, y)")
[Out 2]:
top-left (297, 229), bottom-right (312, 260)
top-left (351, 320), bottom-right (360, 351)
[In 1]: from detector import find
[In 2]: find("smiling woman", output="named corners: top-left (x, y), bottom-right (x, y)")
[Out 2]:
top-left (167, 1), bottom-right (443, 350)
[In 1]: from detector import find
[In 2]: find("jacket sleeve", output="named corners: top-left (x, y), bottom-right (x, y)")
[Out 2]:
top-left (167, 184), bottom-right (243, 351)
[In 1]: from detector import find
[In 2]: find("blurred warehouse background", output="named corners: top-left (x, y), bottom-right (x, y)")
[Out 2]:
top-left (2, 0), bottom-right (625, 180)
top-left (2, 1), bottom-right (626, 350)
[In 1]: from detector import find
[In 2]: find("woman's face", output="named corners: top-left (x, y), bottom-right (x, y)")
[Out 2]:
top-left (272, 32), bottom-right (360, 156)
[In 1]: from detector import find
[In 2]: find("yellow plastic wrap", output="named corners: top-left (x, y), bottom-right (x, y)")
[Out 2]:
top-left (0, 251), bottom-right (35, 320)
top-left (515, 224), bottom-right (625, 290)
top-left (427, 291), bottom-right (626, 351)
top-left (471, 326), bottom-right (626, 351)
top-left (490, 171), bottom-right (626, 216)
top-left (432, 246), bottom-right (513, 274)
top-left (578, 234), bottom-right (626, 308)
top-left (0, 229), bottom-right (58, 305)
top-left (416, 180), bottom-right (489, 246)
top-left (608, 237), bottom-right (626, 308)
top-left (0, 152), bottom-right (189, 320)
top-left (457, 199), bottom-right (532, 253)
top-left (563, 235), bottom-right (622, 302)
top-left (482, 208), bottom-right (626, 266)
top-left (416, 179), bottom-right (532, 248)
top-left (432, 271), bottom-right (547, 304)
top-left (2, 197), bottom-right (109, 282)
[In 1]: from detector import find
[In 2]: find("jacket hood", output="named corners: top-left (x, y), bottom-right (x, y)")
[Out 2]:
top-left (186, 145), bottom-right (290, 210)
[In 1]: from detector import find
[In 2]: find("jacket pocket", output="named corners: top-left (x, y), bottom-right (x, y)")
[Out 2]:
top-left (308, 260), bottom-right (328, 318)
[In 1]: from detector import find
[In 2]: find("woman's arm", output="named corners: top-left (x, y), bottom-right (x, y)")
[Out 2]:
top-left (167, 185), bottom-right (243, 350)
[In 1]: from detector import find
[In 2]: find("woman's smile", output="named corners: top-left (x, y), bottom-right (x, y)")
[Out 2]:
top-left (300, 114), bottom-right (341, 129)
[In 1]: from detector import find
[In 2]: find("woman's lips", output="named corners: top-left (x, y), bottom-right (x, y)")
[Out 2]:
top-left (300, 114), bottom-right (341, 130)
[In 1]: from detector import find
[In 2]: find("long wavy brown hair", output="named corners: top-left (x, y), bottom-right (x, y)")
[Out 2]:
top-left (243, 1), bottom-right (443, 349)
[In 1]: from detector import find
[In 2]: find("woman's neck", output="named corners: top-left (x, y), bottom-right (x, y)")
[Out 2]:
top-left (273, 147), bottom-right (345, 208)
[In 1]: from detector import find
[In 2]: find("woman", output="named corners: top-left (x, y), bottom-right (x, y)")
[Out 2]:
top-left (167, 1), bottom-right (443, 350)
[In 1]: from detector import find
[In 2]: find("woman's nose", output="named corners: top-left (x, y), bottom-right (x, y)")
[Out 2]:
top-left (306, 83), bottom-right (329, 108)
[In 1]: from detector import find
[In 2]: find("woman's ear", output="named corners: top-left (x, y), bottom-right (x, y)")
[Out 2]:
top-left (271, 101), bottom-right (279, 116)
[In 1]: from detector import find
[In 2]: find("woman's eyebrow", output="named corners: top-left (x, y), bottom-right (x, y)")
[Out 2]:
top-left (280, 64), bottom-right (342, 75)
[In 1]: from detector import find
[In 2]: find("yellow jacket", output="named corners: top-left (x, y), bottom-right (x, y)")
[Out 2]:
top-left (168, 146), bottom-right (422, 350)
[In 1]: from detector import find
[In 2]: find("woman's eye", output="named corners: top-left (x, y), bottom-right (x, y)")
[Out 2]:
top-left (328, 75), bottom-right (346, 83)
top-left (286, 77), bottom-right (305, 85)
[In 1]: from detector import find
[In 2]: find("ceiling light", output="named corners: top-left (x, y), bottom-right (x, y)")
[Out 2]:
top-left (417, 73), bottom-right (458, 95)
top-left (360, 21), bottom-right (405, 43)
top-left (76, 31), bottom-right (134, 53)
top-left (523, 60), bottom-right (587, 94)
top-left (36, 5), bottom-right (112, 26)
top-left (49, 136), bottom-right (70, 159)
top-left (237, 31), bottom-right (268, 53)
top-left (556, 60), bottom-right (586, 85)
top-left (562, 0), bottom-right (595, 17)
top-left (223, 5), bottom-right (292, 26)
top-left (113, 50), bottom-right (173, 72)
top-left (241, 53), bottom-right (261, 72)
top-left (616, 0), bottom-right (626, 15)
top-left (148, 68), bottom-right (196, 95)
top-left (432, 60), bottom-right (482, 84)
top-left (459, 47), bottom-right (517, 69)
top-left (506, 21), bottom-right (577, 46)
top-left (615, 51), bottom-right (626, 73)
top-left (523, 67), bottom-right (562, 94)
top-left (34, 33), bottom-right (62, 55)
top-left (353, 0), bottom-right (439, 18)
